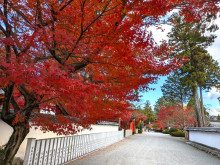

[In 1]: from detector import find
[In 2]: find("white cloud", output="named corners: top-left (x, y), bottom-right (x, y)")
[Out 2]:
top-left (205, 87), bottom-right (220, 100)
top-left (149, 105), bottom-right (155, 108)
top-left (148, 24), bottom-right (172, 44)
top-left (138, 104), bottom-right (154, 109)
top-left (148, 17), bottom-right (220, 64)
top-left (207, 18), bottom-right (220, 64)
top-left (208, 107), bottom-right (220, 116)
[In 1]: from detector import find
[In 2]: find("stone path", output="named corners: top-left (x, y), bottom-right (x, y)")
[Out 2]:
top-left (67, 132), bottom-right (220, 165)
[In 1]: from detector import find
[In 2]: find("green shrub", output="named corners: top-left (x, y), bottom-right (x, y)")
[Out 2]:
top-left (162, 129), bottom-right (170, 134)
top-left (0, 145), bottom-right (4, 154)
top-left (169, 128), bottom-right (178, 134)
top-left (170, 129), bottom-right (185, 137)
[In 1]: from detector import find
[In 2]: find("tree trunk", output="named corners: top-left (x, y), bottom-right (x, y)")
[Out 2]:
top-left (193, 82), bottom-right (203, 127)
top-left (181, 100), bottom-right (185, 129)
top-left (180, 93), bottom-right (185, 129)
top-left (200, 86), bottom-right (206, 126)
top-left (0, 123), bottom-right (29, 165)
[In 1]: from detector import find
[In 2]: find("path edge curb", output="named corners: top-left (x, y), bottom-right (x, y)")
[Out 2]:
top-left (186, 141), bottom-right (220, 159)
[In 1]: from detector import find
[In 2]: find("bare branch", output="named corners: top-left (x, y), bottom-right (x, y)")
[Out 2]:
top-left (38, 97), bottom-right (58, 104)
top-left (8, 2), bottom-right (33, 25)
top-left (70, 59), bottom-right (90, 72)
top-left (59, 0), bottom-right (75, 12)
top-left (33, 56), bottom-right (53, 63)
top-left (0, 24), bottom-right (7, 35)
top-left (57, 101), bottom-right (70, 116)
top-left (36, 0), bottom-right (43, 24)
top-left (4, 0), bottom-right (8, 18)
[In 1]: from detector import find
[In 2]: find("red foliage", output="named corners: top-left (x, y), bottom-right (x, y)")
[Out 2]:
top-left (155, 104), bottom-right (197, 130)
top-left (0, 0), bottom-right (218, 135)
top-left (132, 110), bottom-right (148, 125)
top-left (12, 111), bottom-right (27, 126)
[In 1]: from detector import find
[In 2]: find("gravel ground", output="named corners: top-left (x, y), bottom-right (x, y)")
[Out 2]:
top-left (67, 132), bottom-right (220, 165)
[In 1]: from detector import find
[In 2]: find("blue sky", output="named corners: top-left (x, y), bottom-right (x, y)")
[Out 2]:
top-left (135, 18), bottom-right (220, 116)
top-left (138, 76), bottom-right (220, 116)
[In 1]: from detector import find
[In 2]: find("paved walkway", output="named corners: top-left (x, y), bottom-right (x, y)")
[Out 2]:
top-left (67, 132), bottom-right (220, 165)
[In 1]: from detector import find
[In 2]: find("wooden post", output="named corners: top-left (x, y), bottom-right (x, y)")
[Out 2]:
top-left (70, 136), bottom-right (75, 160)
top-left (51, 138), bottom-right (57, 165)
top-left (38, 139), bottom-right (46, 165)
top-left (65, 137), bottom-right (70, 162)
top-left (58, 138), bottom-right (64, 164)
top-left (33, 140), bottom-right (41, 165)
top-left (68, 136), bottom-right (72, 161)
top-left (55, 138), bottom-right (61, 165)
top-left (47, 138), bottom-right (54, 165)
top-left (62, 137), bottom-right (67, 163)
top-left (75, 136), bottom-right (79, 158)
top-left (43, 139), bottom-right (50, 165)
top-left (23, 138), bottom-right (36, 165)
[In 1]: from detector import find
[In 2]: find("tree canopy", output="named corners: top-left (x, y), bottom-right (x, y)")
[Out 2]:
top-left (167, 13), bottom-right (220, 127)
top-left (161, 72), bottom-right (192, 104)
top-left (1, 0), bottom-right (220, 164)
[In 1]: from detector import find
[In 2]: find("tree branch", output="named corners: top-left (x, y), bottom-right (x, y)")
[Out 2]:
top-left (38, 97), bottom-right (58, 104)
top-left (2, 84), bottom-right (14, 120)
top-left (36, 0), bottom-right (43, 24)
top-left (0, 24), bottom-right (7, 36)
top-left (64, 0), bottom-right (111, 62)
top-left (59, 0), bottom-right (75, 12)
top-left (10, 96), bottom-right (20, 112)
top-left (8, 2), bottom-right (33, 26)
top-left (70, 58), bottom-right (90, 72)
top-left (56, 101), bottom-right (70, 116)
top-left (17, 84), bottom-right (36, 107)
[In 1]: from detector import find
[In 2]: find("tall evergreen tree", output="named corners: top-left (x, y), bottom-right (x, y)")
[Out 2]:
top-left (161, 72), bottom-right (192, 127)
top-left (154, 96), bottom-right (173, 116)
top-left (161, 72), bottom-right (191, 104)
top-left (142, 101), bottom-right (155, 124)
top-left (168, 13), bottom-right (220, 127)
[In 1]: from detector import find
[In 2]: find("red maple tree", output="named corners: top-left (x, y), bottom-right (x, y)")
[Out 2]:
top-left (0, 0), bottom-right (219, 164)
top-left (155, 104), bottom-right (197, 130)
top-left (131, 110), bottom-right (148, 128)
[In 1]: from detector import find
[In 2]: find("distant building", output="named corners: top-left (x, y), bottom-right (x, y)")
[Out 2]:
top-left (209, 115), bottom-right (218, 121)
top-left (208, 122), bottom-right (220, 127)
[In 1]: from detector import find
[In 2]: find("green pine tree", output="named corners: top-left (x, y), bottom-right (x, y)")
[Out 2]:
top-left (161, 72), bottom-right (193, 128)
top-left (161, 72), bottom-right (192, 104)
top-left (142, 101), bottom-right (155, 124)
top-left (168, 13), bottom-right (220, 127)
top-left (154, 96), bottom-right (173, 116)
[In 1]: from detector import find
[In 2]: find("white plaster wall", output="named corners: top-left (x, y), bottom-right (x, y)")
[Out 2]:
top-left (189, 131), bottom-right (220, 150)
top-left (0, 119), bottom-right (13, 148)
top-left (0, 119), bottom-right (118, 159)
top-left (125, 129), bottom-right (132, 137)
top-left (76, 124), bottom-right (118, 135)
